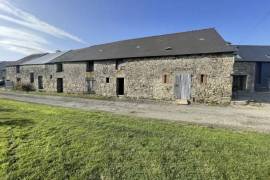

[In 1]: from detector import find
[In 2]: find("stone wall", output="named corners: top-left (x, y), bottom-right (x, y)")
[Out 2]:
top-left (55, 63), bottom-right (88, 93)
top-left (6, 65), bottom-right (52, 90)
top-left (94, 54), bottom-right (235, 104)
top-left (233, 62), bottom-right (256, 92)
top-left (6, 63), bottom-right (88, 93)
top-left (6, 66), bottom-right (17, 87)
top-left (6, 53), bottom-right (235, 104)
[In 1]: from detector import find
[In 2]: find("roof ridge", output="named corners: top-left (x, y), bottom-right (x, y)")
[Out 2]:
top-left (22, 50), bottom-right (71, 65)
top-left (235, 45), bottom-right (270, 47)
top-left (77, 28), bottom-right (216, 51)
top-left (93, 28), bottom-right (216, 46)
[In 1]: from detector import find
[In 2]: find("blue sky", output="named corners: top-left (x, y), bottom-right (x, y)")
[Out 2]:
top-left (1, 0), bottom-right (270, 61)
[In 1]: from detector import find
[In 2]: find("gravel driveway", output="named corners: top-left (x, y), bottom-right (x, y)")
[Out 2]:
top-left (1, 91), bottom-right (270, 133)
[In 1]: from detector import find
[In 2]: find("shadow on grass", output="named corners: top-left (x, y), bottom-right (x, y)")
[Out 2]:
top-left (0, 117), bottom-right (34, 127)
top-left (0, 107), bottom-right (15, 113)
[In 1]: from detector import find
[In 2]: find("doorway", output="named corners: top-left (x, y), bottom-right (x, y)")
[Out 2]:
top-left (233, 75), bottom-right (247, 92)
top-left (86, 78), bottom-right (95, 94)
top-left (57, 78), bottom-right (63, 93)
top-left (174, 74), bottom-right (192, 100)
top-left (38, 76), bottom-right (43, 89)
top-left (116, 78), bottom-right (124, 96)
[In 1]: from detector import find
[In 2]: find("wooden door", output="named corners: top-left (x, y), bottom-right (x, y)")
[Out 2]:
top-left (174, 74), bottom-right (191, 100)
top-left (86, 79), bottom-right (95, 94)
top-left (57, 78), bottom-right (63, 93)
top-left (38, 76), bottom-right (43, 89)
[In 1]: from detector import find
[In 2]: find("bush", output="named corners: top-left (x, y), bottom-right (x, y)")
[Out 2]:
top-left (21, 83), bottom-right (35, 92)
top-left (14, 83), bottom-right (22, 91)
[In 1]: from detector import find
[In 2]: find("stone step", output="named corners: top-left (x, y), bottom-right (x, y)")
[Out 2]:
top-left (231, 100), bottom-right (265, 106)
top-left (231, 100), bottom-right (249, 106)
top-left (175, 99), bottom-right (190, 105)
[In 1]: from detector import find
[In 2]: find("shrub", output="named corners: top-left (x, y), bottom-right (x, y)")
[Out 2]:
top-left (14, 83), bottom-right (22, 91)
top-left (21, 83), bottom-right (35, 92)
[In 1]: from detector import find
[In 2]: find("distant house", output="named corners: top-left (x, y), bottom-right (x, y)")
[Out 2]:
top-left (0, 62), bottom-right (5, 81)
top-left (0, 61), bottom-right (13, 86)
top-left (6, 28), bottom-right (238, 104)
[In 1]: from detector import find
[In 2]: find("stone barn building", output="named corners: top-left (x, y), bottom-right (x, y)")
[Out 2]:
top-left (6, 28), bottom-right (237, 104)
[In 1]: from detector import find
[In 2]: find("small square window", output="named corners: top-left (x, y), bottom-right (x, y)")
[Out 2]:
top-left (50, 75), bottom-right (53, 79)
top-left (106, 77), bottom-right (110, 83)
top-left (16, 78), bottom-right (21, 83)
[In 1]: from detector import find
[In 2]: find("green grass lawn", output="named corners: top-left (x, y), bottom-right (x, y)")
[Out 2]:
top-left (0, 99), bottom-right (270, 179)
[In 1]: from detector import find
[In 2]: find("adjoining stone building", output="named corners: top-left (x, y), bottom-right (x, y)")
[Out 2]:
top-left (6, 52), bottom-right (66, 90)
top-left (232, 45), bottom-right (270, 102)
top-left (6, 28), bottom-right (237, 104)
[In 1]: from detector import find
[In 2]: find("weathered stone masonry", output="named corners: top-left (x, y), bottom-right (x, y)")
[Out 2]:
top-left (6, 54), bottom-right (235, 104)
top-left (6, 65), bottom-right (53, 90)
top-left (6, 63), bottom-right (87, 92)
top-left (94, 54), bottom-right (235, 104)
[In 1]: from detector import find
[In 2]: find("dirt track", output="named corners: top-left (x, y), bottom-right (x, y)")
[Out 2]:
top-left (1, 91), bottom-right (270, 133)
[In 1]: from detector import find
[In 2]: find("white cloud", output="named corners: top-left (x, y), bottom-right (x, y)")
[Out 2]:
top-left (0, 0), bottom-right (86, 44)
top-left (0, 43), bottom-right (49, 55)
top-left (0, 39), bottom-right (53, 52)
top-left (0, 0), bottom-right (86, 57)
top-left (0, 39), bottom-right (53, 55)
top-left (0, 26), bottom-right (49, 44)
top-left (0, 25), bottom-right (53, 54)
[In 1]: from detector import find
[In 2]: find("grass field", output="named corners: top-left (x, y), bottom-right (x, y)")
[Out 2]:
top-left (0, 99), bottom-right (270, 179)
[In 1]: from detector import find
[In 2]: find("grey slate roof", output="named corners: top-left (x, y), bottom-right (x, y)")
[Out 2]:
top-left (0, 61), bottom-right (12, 71)
top-left (52, 28), bottom-right (236, 63)
top-left (8, 53), bottom-right (48, 66)
top-left (235, 45), bottom-right (270, 62)
top-left (22, 51), bottom-right (68, 65)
